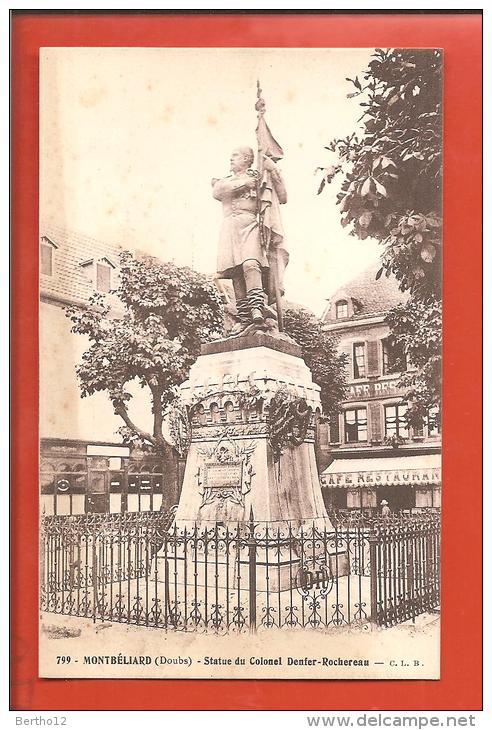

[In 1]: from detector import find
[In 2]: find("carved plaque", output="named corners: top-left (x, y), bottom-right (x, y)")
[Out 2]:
top-left (203, 462), bottom-right (243, 489)
top-left (196, 437), bottom-right (256, 508)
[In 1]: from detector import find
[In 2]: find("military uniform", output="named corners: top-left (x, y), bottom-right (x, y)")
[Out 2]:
top-left (212, 169), bottom-right (268, 279)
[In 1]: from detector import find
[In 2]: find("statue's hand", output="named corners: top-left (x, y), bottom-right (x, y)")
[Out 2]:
top-left (244, 176), bottom-right (257, 190)
top-left (262, 155), bottom-right (277, 172)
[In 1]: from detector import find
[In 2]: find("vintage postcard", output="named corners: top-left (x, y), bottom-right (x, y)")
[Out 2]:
top-left (38, 46), bottom-right (442, 680)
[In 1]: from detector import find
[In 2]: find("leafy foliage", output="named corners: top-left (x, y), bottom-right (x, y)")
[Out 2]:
top-left (319, 48), bottom-right (442, 424)
top-left (320, 48), bottom-right (442, 300)
top-left (386, 297), bottom-right (441, 429)
top-left (283, 306), bottom-right (348, 417)
top-left (65, 251), bottom-right (223, 454)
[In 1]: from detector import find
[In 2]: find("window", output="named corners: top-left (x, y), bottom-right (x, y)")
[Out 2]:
top-left (80, 256), bottom-right (115, 291)
top-left (330, 489), bottom-right (348, 510)
top-left (384, 403), bottom-right (409, 438)
top-left (427, 406), bottom-right (441, 437)
top-left (382, 337), bottom-right (407, 375)
top-left (40, 243), bottom-right (53, 276)
top-left (336, 300), bottom-right (348, 319)
top-left (96, 262), bottom-right (112, 292)
top-left (353, 342), bottom-right (366, 379)
top-left (40, 237), bottom-right (57, 276)
top-left (344, 408), bottom-right (367, 443)
top-left (413, 422), bottom-right (424, 438)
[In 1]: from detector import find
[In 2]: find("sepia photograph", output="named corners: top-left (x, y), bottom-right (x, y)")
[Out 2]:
top-left (38, 45), bottom-right (442, 680)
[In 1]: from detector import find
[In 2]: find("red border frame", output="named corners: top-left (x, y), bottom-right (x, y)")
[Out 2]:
top-left (11, 12), bottom-right (482, 711)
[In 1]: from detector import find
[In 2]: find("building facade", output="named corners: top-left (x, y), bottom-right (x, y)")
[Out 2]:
top-left (39, 224), bottom-right (175, 516)
top-left (320, 264), bottom-right (441, 514)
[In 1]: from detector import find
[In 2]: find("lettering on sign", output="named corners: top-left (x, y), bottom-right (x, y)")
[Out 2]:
top-left (46, 444), bottom-right (81, 454)
top-left (323, 467), bottom-right (441, 488)
top-left (347, 379), bottom-right (401, 401)
top-left (203, 462), bottom-right (243, 489)
top-left (196, 432), bottom-right (257, 509)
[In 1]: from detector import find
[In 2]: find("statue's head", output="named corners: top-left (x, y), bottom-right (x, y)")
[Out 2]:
top-left (230, 146), bottom-right (254, 173)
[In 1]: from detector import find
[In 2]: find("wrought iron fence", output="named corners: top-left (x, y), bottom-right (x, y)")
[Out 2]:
top-left (40, 510), bottom-right (440, 632)
top-left (369, 518), bottom-right (440, 627)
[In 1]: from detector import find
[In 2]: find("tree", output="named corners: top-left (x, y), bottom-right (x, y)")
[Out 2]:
top-left (283, 306), bottom-right (348, 417)
top-left (65, 251), bottom-right (223, 491)
top-left (67, 252), bottom-right (348, 491)
top-left (319, 48), bottom-right (442, 425)
top-left (283, 305), bottom-right (348, 471)
top-left (385, 298), bottom-right (441, 429)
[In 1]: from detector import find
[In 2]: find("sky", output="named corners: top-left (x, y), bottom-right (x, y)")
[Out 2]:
top-left (40, 47), bottom-right (381, 315)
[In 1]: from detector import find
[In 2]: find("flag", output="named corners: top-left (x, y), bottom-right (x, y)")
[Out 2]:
top-left (256, 105), bottom-right (288, 305)
top-left (256, 115), bottom-right (284, 163)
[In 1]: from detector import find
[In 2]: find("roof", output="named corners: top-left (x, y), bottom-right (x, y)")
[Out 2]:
top-left (39, 223), bottom-right (316, 318)
top-left (40, 222), bottom-right (125, 307)
top-left (283, 300), bottom-right (315, 316)
top-left (322, 262), bottom-right (408, 323)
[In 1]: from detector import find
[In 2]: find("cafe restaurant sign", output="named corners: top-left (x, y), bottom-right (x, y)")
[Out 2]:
top-left (347, 378), bottom-right (401, 401)
top-left (323, 467), bottom-right (441, 488)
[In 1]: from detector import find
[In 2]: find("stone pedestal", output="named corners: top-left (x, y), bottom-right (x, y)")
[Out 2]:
top-left (174, 333), bottom-right (332, 528)
top-left (157, 333), bottom-right (346, 592)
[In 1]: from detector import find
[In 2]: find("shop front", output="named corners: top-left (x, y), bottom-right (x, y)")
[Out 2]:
top-left (39, 439), bottom-right (175, 515)
top-left (321, 454), bottom-right (441, 514)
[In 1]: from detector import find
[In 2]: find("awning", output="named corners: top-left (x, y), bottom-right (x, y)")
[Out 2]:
top-left (321, 454), bottom-right (441, 489)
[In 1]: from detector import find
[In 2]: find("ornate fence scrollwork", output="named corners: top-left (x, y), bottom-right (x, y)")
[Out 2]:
top-left (40, 510), bottom-right (440, 632)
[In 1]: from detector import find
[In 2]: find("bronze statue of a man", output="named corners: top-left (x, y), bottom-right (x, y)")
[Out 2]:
top-left (212, 146), bottom-right (287, 334)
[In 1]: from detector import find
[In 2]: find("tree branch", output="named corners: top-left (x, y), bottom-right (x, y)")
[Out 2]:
top-left (115, 394), bottom-right (173, 453)
top-left (149, 381), bottom-right (165, 442)
top-left (114, 402), bottom-right (157, 448)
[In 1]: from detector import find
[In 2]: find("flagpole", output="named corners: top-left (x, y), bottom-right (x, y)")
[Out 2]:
top-left (255, 80), bottom-right (284, 332)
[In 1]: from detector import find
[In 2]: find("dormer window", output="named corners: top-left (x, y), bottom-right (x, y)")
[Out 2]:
top-left (80, 256), bottom-right (116, 292)
top-left (96, 262), bottom-right (112, 293)
top-left (336, 300), bottom-right (348, 319)
top-left (40, 236), bottom-right (58, 276)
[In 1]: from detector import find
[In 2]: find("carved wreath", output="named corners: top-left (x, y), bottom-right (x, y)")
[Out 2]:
top-left (268, 387), bottom-right (312, 462)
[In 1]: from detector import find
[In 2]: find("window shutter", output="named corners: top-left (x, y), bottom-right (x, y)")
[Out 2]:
top-left (366, 340), bottom-right (380, 376)
top-left (329, 415), bottom-right (340, 443)
top-left (369, 402), bottom-right (383, 442)
top-left (338, 343), bottom-right (352, 379)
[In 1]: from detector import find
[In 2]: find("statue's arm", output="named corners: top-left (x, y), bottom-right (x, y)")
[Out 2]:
top-left (270, 168), bottom-right (287, 204)
top-left (211, 178), bottom-right (228, 200)
top-left (263, 157), bottom-right (287, 204)
top-left (211, 175), bottom-right (253, 201)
